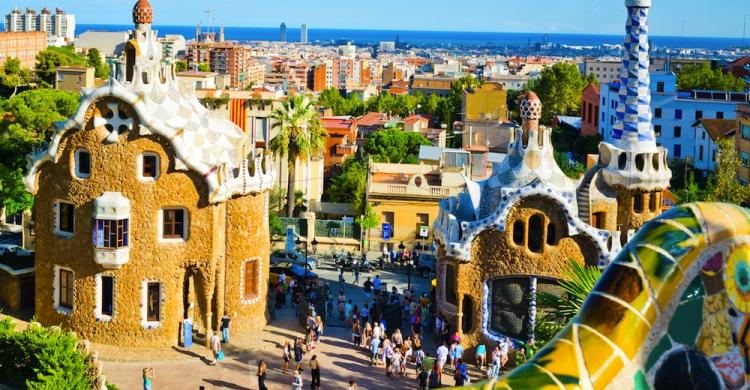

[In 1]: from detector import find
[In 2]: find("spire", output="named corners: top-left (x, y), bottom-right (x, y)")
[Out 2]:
top-left (611, 0), bottom-right (655, 153)
top-left (598, 0), bottom-right (671, 191)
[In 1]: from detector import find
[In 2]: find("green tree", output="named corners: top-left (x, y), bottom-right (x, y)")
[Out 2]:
top-left (675, 171), bottom-right (707, 204)
top-left (705, 137), bottom-right (750, 204)
top-left (677, 62), bottom-right (746, 92)
top-left (197, 63), bottom-right (211, 72)
top-left (174, 60), bottom-right (188, 73)
top-left (1, 58), bottom-right (31, 97)
top-left (554, 150), bottom-right (585, 179)
top-left (269, 95), bottom-right (327, 217)
top-left (364, 128), bottom-right (432, 164)
top-left (528, 62), bottom-right (595, 123)
top-left (324, 156), bottom-right (368, 211)
top-left (86, 48), bottom-right (110, 79)
top-left (0, 318), bottom-right (94, 389)
top-left (0, 89), bottom-right (79, 214)
top-left (317, 88), bottom-right (365, 116)
top-left (34, 46), bottom-right (87, 86)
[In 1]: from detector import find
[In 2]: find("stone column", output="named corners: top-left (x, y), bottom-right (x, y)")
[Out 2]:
top-left (200, 267), bottom-right (216, 350)
top-left (456, 293), bottom-right (464, 336)
top-left (528, 277), bottom-right (537, 341)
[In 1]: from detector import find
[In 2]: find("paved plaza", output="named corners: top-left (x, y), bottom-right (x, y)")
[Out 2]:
top-left (100, 256), bottom-right (441, 390)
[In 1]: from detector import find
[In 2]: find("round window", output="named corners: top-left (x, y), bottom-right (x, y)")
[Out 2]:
top-left (415, 176), bottom-right (423, 187)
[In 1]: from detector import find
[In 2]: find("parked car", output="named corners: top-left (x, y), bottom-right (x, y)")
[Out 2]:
top-left (270, 261), bottom-right (318, 284)
top-left (416, 253), bottom-right (436, 279)
top-left (270, 249), bottom-right (317, 270)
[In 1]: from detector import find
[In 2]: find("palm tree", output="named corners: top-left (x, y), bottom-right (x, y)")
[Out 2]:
top-left (269, 95), bottom-right (327, 217)
top-left (538, 259), bottom-right (602, 325)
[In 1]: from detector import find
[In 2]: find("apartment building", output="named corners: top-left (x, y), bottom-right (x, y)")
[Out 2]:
top-left (186, 41), bottom-right (258, 89)
top-left (4, 7), bottom-right (74, 44)
top-left (0, 31), bottom-right (46, 68)
top-left (737, 104), bottom-right (750, 184)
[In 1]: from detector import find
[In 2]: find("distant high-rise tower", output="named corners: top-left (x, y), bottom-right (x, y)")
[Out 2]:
top-left (219, 24), bottom-right (224, 42)
top-left (300, 23), bottom-right (308, 44)
top-left (280, 22), bottom-right (286, 42)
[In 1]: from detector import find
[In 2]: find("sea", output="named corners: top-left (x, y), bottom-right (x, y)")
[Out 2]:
top-left (76, 24), bottom-right (742, 51)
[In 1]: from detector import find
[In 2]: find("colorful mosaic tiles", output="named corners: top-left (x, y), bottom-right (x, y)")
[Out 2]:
top-left (462, 203), bottom-right (750, 389)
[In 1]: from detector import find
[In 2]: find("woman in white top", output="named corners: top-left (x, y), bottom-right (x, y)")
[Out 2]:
top-left (292, 370), bottom-right (303, 390)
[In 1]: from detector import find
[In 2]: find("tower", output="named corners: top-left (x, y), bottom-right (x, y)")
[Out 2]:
top-left (599, 0), bottom-right (671, 243)
top-left (280, 22), bottom-right (287, 42)
top-left (300, 23), bottom-right (308, 44)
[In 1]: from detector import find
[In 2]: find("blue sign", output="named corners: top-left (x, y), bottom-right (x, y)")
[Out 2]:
top-left (285, 227), bottom-right (296, 253)
top-left (382, 223), bottom-right (391, 240)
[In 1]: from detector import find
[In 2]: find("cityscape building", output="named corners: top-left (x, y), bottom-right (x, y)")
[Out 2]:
top-left (300, 23), bottom-right (308, 44)
top-left (3, 7), bottom-right (75, 44)
top-left (54, 66), bottom-right (94, 91)
top-left (279, 22), bottom-right (286, 42)
top-left (580, 82), bottom-right (601, 137)
top-left (0, 31), bottom-right (46, 68)
top-left (22, 0), bottom-right (275, 349)
top-left (736, 104), bottom-right (750, 184)
top-left (187, 39), bottom-right (261, 89)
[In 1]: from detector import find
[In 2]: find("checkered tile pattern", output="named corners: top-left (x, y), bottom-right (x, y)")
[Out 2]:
top-left (612, 4), bottom-right (654, 145)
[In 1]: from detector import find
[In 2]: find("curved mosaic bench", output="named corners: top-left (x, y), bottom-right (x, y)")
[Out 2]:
top-left (465, 202), bottom-right (750, 389)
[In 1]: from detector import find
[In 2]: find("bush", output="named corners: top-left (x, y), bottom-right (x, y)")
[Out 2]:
top-left (0, 318), bottom-right (93, 389)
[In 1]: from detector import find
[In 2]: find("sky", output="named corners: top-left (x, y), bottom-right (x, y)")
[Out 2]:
top-left (9, 0), bottom-right (750, 37)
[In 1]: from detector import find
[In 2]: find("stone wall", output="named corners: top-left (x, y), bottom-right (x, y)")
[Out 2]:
top-left (0, 270), bottom-right (21, 311)
top-left (31, 97), bottom-right (253, 348)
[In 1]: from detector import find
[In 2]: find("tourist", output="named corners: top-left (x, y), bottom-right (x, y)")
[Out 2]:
top-left (294, 338), bottom-right (305, 371)
top-left (279, 271), bottom-right (286, 285)
top-left (309, 354), bottom-right (321, 389)
top-left (257, 360), bottom-right (268, 390)
top-left (345, 300), bottom-right (353, 325)
top-left (450, 340), bottom-right (464, 370)
top-left (363, 277), bottom-right (373, 303)
top-left (337, 290), bottom-right (346, 321)
top-left (352, 320), bottom-right (362, 347)
top-left (412, 313), bottom-right (422, 339)
top-left (454, 358), bottom-right (468, 386)
top-left (325, 283), bottom-right (333, 319)
top-left (476, 343), bottom-right (487, 370)
top-left (382, 338), bottom-right (394, 375)
top-left (392, 328), bottom-right (404, 349)
top-left (417, 368), bottom-right (429, 390)
top-left (434, 314), bottom-right (443, 338)
top-left (436, 341), bottom-right (449, 384)
top-left (370, 333), bottom-right (381, 365)
top-left (373, 320), bottom-right (383, 342)
top-left (220, 311), bottom-right (231, 343)
top-left (390, 348), bottom-right (403, 378)
top-left (390, 286), bottom-right (400, 304)
top-left (281, 279), bottom-right (289, 307)
top-left (142, 367), bottom-right (154, 390)
top-left (315, 316), bottom-right (324, 342)
top-left (282, 340), bottom-right (292, 374)
top-left (390, 248), bottom-right (398, 269)
top-left (360, 303), bottom-right (370, 327)
top-left (499, 336), bottom-right (511, 369)
top-left (306, 327), bottom-right (317, 351)
top-left (349, 379), bottom-right (357, 390)
top-left (363, 321), bottom-right (373, 348)
top-left (414, 345), bottom-right (426, 376)
top-left (490, 344), bottom-right (502, 378)
top-left (209, 331), bottom-right (222, 365)
top-left (274, 282), bottom-right (284, 309)
top-left (373, 275), bottom-right (382, 297)
top-left (353, 265), bottom-right (360, 285)
top-left (292, 370), bottom-right (303, 390)
top-left (339, 269), bottom-right (346, 288)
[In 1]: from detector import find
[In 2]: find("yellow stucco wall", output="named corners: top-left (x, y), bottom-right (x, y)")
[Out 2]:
top-left (463, 82), bottom-right (508, 121)
top-left (368, 199), bottom-right (440, 251)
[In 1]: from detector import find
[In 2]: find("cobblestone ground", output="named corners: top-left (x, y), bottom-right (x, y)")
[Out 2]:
top-left (101, 255), bottom-right (453, 390)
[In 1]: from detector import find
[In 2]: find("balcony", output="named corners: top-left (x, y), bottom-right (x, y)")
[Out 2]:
top-left (368, 182), bottom-right (456, 199)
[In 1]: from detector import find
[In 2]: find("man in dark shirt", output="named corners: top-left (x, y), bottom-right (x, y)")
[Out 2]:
top-left (220, 311), bottom-right (231, 343)
top-left (363, 277), bottom-right (373, 302)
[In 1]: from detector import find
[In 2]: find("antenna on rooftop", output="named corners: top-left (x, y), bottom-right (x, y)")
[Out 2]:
top-left (205, 9), bottom-right (214, 38)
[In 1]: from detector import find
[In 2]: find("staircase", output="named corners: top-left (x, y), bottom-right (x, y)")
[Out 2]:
top-left (576, 165), bottom-right (602, 225)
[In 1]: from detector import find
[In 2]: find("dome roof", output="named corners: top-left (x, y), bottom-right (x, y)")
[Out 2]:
top-left (132, 0), bottom-right (153, 24)
top-left (520, 92), bottom-right (542, 121)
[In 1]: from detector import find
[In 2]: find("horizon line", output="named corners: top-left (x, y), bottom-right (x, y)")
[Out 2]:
top-left (74, 23), bottom-right (743, 41)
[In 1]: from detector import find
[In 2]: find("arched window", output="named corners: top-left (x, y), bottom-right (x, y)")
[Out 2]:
top-left (546, 222), bottom-right (557, 246)
top-left (462, 295), bottom-right (474, 333)
top-left (633, 194), bottom-right (644, 214)
top-left (618, 153), bottom-right (627, 170)
top-left (512, 220), bottom-right (525, 246)
top-left (445, 264), bottom-right (458, 305)
top-left (125, 42), bottom-right (136, 82)
top-left (649, 191), bottom-right (659, 212)
top-left (528, 214), bottom-right (544, 253)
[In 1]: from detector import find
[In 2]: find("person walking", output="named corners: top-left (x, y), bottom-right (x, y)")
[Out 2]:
top-left (309, 355), bottom-right (321, 389)
top-left (294, 338), bottom-right (305, 371)
top-left (353, 265), bottom-right (360, 285)
top-left (220, 311), bottom-right (231, 343)
top-left (415, 345), bottom-right (426, 376)
top-left (370, 333), bottom-right (381, 365)
top-left (450, 340), bottom-right (464, 370)
top-left (476, 343), bottom-right (487, 370)
top-left (363, 277), bottom-right (373, 303)
top-left (338, 269), bottom-right (346, 288)
top-left (373, 275), bottom-right (382, 297)
top-left (417, 368), bottom-right (429, 390)
top-left (315, 316), bottom-right (324, 342)
top-left (360, 303), bottom-right (370, 327)
top-left (345, 300), bottom-right (353, 325)
top-left (142, 367), bottom-right (154, 390)
top-left (337, 290), bottom-right (346, 321)
top-left (292, 370), bottom-right (304, 390)
top-left (454, 359), bottom-right (468, 386)
top-left (436, 342), bottom-right (449, 384)
top-left (352, 321), bottom-right (362, 347)
top-left (257, 360), bottom-right (268, 390)
top-left (209, 331), bottom-right (222, 365)
top-left (282, 340), bottom-right (293, 374)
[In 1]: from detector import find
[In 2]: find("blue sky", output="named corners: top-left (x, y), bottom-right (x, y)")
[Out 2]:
top-left (10, 0), bottom-right (750, 37)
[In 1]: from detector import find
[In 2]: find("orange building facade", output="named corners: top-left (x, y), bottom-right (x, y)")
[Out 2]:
top-left (0, 31), bottom-right (46, 68)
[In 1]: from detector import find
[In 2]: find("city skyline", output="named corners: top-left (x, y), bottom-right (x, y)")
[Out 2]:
top-left (5, 0), bottom-right (749, 39)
